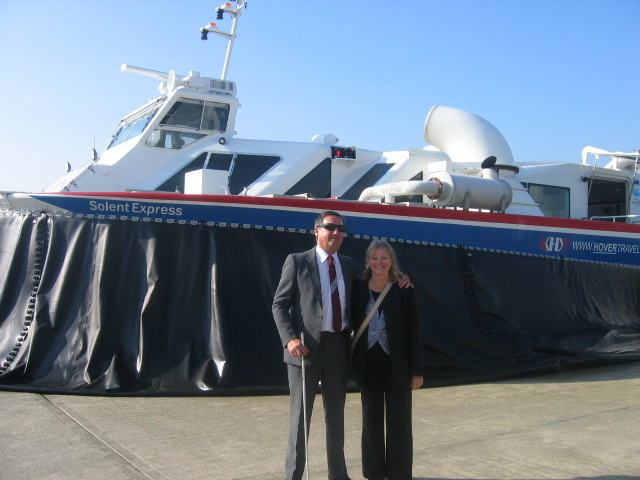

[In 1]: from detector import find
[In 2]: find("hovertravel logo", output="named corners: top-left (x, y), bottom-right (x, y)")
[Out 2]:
top-left (541, 235), bottom-right (640, 255)
top-left (540, 236), bottom-right (568, 252)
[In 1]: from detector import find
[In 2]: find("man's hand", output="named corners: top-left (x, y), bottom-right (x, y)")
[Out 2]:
top-left (411, 375), bottom-right (424, 389)
top-left (398, 274), bottom-right (413, 288)
top-left (287, 338), bottom-right (309, 357)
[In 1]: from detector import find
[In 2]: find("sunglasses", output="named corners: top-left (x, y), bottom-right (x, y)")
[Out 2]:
top-left (320, 223), bottom-right (346, 233)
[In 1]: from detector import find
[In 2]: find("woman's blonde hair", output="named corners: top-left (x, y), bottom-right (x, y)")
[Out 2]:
top-left (361, 240), bottom-right (402, 282)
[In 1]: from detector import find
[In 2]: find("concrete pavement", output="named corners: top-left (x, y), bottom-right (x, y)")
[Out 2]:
top-left (1, 361), bottom-right (639, 480)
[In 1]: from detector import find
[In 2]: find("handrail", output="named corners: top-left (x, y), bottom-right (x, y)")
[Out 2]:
top-left (589, 214), bottom-right (640, 223)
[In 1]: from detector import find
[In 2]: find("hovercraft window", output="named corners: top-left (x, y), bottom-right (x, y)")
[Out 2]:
top-left (285, 158), bottom-right (331, 198)
top-left (145, 130), bottom-right (206, 149)
top-left (108, 106), bottom-right (159, 149)
top-left (220, 154), bottom-right (280, 195)
top-left (145, 99), bottom-right (230, 150)
top-left (523, 183), bottom-right (570, 218)
top-left (159, 99), bottom-right (229, 132)
top-left (341, 163), bottom-right (394, 200)
top-left (155, 152), bottom-right (280, 194)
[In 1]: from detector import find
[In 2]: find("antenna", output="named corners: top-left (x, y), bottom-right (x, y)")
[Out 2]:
top-left (200, 1), bottom-right (248, 80)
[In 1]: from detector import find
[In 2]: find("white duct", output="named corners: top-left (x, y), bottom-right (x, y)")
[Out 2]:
top-left (424, 105), bottom-right (514, 166)
top-left (358, 174), bottom-right (512, 212)
top-left (359, 105), bottom-right (515, 211)
top-left (427, 172), bottom-right (512, 211)
top-left (359, 181), bottom-right (440, 203)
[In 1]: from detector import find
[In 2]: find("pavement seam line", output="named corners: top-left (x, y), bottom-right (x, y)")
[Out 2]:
top-left (37, 394), bottom-right (169, 480)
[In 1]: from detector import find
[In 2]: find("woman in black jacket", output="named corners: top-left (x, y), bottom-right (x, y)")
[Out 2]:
top-left (351, 240), bottom-right (424, 480)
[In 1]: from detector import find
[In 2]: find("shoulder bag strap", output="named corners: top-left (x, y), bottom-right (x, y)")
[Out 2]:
top-left (350, 281), bottom-right (392, 356)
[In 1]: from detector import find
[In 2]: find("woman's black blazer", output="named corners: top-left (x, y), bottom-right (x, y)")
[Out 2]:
top-left (351, 279), bottom-right (424, 389)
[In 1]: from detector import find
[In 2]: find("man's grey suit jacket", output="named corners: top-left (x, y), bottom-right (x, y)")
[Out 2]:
top-left (272, 247), bottom-right (355, 366)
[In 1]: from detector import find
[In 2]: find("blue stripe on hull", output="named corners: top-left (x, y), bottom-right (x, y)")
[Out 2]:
top-left (30, 194), bottom-right (640, 267)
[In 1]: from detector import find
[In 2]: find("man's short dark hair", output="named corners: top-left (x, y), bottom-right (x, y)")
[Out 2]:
top-left (314, 210), bottom-right (344, 228)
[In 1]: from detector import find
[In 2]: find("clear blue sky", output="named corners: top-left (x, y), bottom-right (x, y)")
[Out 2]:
top-left (1, 0), bottom-right (638, 192)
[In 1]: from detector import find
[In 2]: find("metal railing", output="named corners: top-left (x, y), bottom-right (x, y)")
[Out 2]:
top-left (589, 214), bottom-right (640, 223)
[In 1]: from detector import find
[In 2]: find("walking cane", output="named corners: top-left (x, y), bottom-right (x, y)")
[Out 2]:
top-left (300, 332), bottom-right (310, 480)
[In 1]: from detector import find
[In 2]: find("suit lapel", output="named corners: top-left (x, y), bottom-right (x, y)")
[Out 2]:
top-left (338, 254), bottom-right (353, 299)
top-left (338, 254), bottom-right (354, 328)
top-left (304, 248), bottom-right (323, 306)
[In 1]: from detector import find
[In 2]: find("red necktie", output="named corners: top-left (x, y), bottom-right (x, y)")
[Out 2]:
top-left (328, 255), bottom-right (342, 332)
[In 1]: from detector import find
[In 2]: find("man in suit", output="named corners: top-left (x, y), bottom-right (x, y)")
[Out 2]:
top-left (272, 210), bottom-right (354, 480)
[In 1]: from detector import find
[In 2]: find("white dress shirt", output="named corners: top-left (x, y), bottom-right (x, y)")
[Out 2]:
top-left (315, 246), bottom-right (347, 332)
